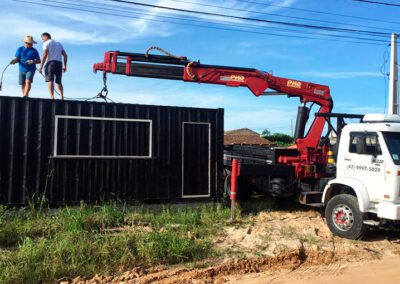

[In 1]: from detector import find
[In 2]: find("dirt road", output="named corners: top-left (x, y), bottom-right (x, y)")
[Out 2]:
top-left (228, 256), bottom-right (400, 284)
top-left (75, 207), bottom-right (400, 284)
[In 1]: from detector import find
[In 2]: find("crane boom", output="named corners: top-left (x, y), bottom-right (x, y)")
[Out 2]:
top-left (93, 50), bottom-right (333, 178)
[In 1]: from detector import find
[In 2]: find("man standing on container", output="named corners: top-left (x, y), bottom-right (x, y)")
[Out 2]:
top-left (38, 32), bottom-right (67, 100)
top-left (10, 35), bottom-right (41, 97)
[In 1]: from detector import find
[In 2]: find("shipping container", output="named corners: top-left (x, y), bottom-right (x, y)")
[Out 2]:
top-left (0, 96), bottom-right (224, 205)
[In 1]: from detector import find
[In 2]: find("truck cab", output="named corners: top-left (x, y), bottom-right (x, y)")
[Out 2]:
top-left (323, 114), bottom-right (400, 239)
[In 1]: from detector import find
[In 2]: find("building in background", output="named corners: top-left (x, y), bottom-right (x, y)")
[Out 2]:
top-left (224, 128), bottom-right (273, 147)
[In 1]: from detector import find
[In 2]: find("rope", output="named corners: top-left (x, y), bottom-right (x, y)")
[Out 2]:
top-left (0, 63), bottom-right (11, 92)
top-left (37, 70), bottom-right (64, 99)
top-left (37, 70), bottom-right (115, 102)
top-left (2, 62), bottom-right (114, 102)
top-left (145, 46), bottom-right (187, 60)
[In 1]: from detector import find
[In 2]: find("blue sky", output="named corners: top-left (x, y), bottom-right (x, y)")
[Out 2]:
top-left (0, 0), bottom-right (398, 134)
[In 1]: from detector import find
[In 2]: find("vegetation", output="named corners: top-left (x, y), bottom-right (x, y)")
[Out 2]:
top-left (261, 129), bottom-right (294, 147)
top-left (0, 202), bottom-right (230, 283)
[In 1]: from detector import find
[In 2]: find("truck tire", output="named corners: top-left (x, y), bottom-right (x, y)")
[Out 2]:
top-left (325, 194), bottom-right (367, 240)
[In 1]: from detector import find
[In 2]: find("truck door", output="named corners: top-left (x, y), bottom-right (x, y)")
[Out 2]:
top-left (343, 132), bottom-right (385, 202)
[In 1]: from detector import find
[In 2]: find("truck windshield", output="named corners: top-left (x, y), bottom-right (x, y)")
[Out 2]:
top-left (382, 132), bottom-right (400, 165)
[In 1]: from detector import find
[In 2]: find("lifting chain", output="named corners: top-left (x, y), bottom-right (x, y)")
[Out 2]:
top-left (97, 73), bottom-right (109, 103)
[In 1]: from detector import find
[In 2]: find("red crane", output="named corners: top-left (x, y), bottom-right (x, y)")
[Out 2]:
top-left (93, 49), bottom-right (333, 179)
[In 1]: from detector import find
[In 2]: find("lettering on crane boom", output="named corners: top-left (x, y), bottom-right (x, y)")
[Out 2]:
top-left (220, 75), bottom-right (245, 83)
top-left (287, 80), bottom-right (302, 88)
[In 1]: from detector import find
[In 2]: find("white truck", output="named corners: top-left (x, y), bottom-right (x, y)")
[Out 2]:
top-left (323, 113), bottom-right (400, 239)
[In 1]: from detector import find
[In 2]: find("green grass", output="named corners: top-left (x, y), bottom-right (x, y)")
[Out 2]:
top-left (0, 202), bottom-right (231, 283)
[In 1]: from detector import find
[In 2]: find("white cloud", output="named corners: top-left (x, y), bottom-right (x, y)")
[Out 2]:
top-left (0, 14), bottom-right (124, 44)
top-left (3, 0), bottom-right (299, 45)
top-left (1, 1), bottom-right (175, 45)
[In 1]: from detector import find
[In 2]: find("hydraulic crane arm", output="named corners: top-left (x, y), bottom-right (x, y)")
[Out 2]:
top-left (93, 51), bottom-right (332, 151)
top-left (93, 50), bottom-right (333, 178)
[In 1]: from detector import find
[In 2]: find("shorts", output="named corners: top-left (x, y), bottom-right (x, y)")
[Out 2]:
top-left (45, 61), bottom-right (62, 84)
top-left (18, 70), bottom-right (35, 85)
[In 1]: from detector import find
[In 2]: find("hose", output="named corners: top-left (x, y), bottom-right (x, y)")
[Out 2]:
top-left (0, 63), bottom-right (11, 92)
top-left (144, 46), bottom-right (202, 81)
top-left (145, 46), bottom-right (187, 60)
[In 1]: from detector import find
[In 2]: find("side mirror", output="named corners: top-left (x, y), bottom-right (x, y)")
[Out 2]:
top-left (356, 137), bottom-right (366, 155)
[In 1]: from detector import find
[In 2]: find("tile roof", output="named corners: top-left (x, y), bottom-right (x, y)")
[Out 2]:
top-left (224, 128), bottom-right (272, 146)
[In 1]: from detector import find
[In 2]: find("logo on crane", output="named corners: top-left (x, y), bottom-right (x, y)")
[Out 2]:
top-left (220, 75), bottom-right (245, 83)
top-left (287, 80), bottom-right (302, 88)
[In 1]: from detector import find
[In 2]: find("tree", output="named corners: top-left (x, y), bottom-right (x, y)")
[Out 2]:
top-left (261, 129), bottom-right (271, 137)
top-left (261, 129), bottom-right (294, 147)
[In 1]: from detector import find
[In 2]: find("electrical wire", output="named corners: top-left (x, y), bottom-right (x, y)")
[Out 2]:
top-left (166, 0), bottom-right (395, 32)
top-left (353, 0), bottom-right (400, 7)
top-left (237, 0), bottom-right (400, 25)
top-left (73, 0), bottom-right (387, 43)
top-left (66, 0), bottom-right (388, 44)
top-left (105, 0), bottom-right (392, 37)
top-left (14, 0), bottom-right (389, 45)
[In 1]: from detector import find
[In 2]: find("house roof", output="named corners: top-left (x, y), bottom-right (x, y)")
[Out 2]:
top-left (224, 128), bottom-right (272, 146)
top-left (224, 128), bottom-right (260, 136)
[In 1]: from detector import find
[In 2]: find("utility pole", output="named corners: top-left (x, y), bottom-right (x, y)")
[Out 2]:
top-left (388, 33), bottom-right (398, 115)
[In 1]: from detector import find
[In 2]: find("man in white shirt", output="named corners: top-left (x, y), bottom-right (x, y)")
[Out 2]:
top-left (38, 32), bottom-right (67, 100)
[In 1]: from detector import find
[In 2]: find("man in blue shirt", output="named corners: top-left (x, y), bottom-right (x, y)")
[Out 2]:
top-left (10, 35), bottom-right (41, 97)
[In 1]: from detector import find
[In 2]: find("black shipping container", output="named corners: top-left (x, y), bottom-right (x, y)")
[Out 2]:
top-left (0, 96), bottom-right (224, 205)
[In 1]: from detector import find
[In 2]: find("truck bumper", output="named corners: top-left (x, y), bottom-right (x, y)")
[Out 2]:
top-left (377, 202), bottom-right (400, 220)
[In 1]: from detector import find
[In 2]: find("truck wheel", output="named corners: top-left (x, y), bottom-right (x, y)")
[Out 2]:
top-left (325, 194), bottom-right (367, 240)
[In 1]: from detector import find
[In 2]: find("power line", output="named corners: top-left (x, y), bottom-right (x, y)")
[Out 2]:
top-left (353, 0), bottom-right (400, 7)
top-left (13, 0), bottom-right (388, 45)
top-left (64, 0), bottom-right (387, 43)
top-left (165, 0), bottom-right (394, 33)
top-left (237, 0), bottom-right (400, 25)
top-left (105, 0), bottom-right (392, 37)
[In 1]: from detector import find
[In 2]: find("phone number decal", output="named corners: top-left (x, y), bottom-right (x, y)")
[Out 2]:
top-left (346, 164), bottom-right (381, 172)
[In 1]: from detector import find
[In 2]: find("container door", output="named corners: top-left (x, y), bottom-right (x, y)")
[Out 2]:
top-left (182, 122), bottom-right (210, 197)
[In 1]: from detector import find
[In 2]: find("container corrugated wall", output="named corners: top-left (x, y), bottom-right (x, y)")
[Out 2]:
top-left (0, 96), bottom-right (224, 205)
